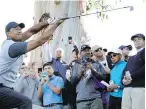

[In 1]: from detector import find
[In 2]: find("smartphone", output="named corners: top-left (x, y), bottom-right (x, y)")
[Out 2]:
top-left (38, 68), bottom-right (42, 73)
top-left (68, 36), bottom-right (72, 44)
top-left (41, 72), bottom-right (47, 78)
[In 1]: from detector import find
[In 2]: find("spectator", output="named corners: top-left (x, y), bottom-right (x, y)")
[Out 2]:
top-left (38, 62), bottom-right (64, 109)
top-left (43, 42), bottom-right (67, 81)
top-left (31, 62), bottom-right (42, 79)
top-left (71, 44), bottom-right (105, 109)
top-left (42, 42), bottom-right (70, 108)
top-left (32, 62), bottom-right (42, 73)
top-left (122, 34), bottom-right (145, 109)
top-left (92, 45), bottom-right (113, 72)
top-left (64, 40), bottom-right (79, 109)
top-left (15, 64), bottom-right (41, 106)
top-left (119, 45), bottom-right (132, 62)
top-left (92, 45), bottom-right (111, 109)
top-left (18, 62), bottom-right (28, 77)
top-left (107, 49), bottom-right (126, 109)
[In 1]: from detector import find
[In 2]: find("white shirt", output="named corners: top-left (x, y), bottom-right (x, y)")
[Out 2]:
top-left (99, 56), bottom-right (109, 69)
top-left (137, 47), bottom-right (144, 52)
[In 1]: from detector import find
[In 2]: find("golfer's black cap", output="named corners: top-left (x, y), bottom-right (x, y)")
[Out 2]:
top-left (5, 22), bottom-right (25, 33)
top-left (131, 34), bottom-right (145, 41)
top-left (81, 45), bottom-right (91, 51)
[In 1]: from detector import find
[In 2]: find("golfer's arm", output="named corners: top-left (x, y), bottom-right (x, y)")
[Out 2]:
top-left (9, 21), bottom-right (62, 58)
top-left (9, 38), bottom-right (50, 58)
top-left (22, 21), bottom-right (49, 41)
top-left (9, 33), bottom-right (53, 58)
top-left (26, 24), bottom-right (59, 52)
top-left (27, 20), bottom-right (63, 52)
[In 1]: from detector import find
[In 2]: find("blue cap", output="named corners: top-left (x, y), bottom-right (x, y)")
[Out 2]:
top-left (131, 34), bottom-right (145, 41)
top-left (119, 45), bottom-right (132, 51)
top-left (5, 22), bottom-right (25, 33)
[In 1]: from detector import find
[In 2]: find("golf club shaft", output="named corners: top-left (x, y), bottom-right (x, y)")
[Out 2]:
top-left (62, 6), bottom-right (131, 20)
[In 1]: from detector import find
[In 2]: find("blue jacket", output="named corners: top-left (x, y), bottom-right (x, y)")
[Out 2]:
top-left (110, 60), bottom-right (126, 98)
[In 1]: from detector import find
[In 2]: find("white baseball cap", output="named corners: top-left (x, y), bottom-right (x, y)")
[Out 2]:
top-left (110, 49), bottom-right (122, 54)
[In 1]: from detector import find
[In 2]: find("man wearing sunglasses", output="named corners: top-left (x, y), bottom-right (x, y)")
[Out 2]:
top-left (91, 45), bottom-right (112, 109)
top-left (92, 45), bottom-right (113, 109)
top-left (122, 34), bottom-right (145, 109)
top-left (107, 49), bottom-right (126, 109)
top-left (92, 45), bottom-right (113, 71)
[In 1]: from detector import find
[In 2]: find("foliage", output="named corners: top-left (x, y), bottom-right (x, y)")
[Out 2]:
top-left (86, 0), bottom-right (114, 20)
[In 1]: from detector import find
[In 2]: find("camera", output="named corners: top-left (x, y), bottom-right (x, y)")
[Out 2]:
top-left (41, 72), bottom-right (47, 78)
top-left (81, 56), bottom-right (91, 67)
top-left (68, 36), bottom-right (72, 44)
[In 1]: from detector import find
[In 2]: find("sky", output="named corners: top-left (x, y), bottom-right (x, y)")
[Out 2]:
top-left (0, 0), bottom-right (34, 44)
top-left (0, 0), bottom-right (145, 55)
top-left (84, 0), bottom-right (146, 54)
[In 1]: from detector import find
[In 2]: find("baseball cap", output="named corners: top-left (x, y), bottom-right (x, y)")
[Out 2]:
top-left (131, 34), bottom-right (145, 41)
top-left (5, 21), bottom-right (25, 33)
top-left (92, 45), bottom-right (101, 52)
top-left (81, 44), bottom-right (91, 51)
top-left (110, 49), bottom-right (122, 54)
top-left (119, 45), bottom-right (132, 51)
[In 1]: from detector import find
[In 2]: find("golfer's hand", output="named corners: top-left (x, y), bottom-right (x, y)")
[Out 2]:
top-left (39, 13), bottom-right (50, 22)
top-left (47, 17), bottom-right (64, 25)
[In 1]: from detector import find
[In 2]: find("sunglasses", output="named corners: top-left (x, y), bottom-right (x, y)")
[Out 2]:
top-left (110, 53), bottom-right (118, 58)
top-left (95, 48), bottom-right (102, 52)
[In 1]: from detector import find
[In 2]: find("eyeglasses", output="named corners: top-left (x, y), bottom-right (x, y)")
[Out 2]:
top-left (110, 54), bottom-right (118, 58)
top-left (95, 48), bottom-right (102, 52)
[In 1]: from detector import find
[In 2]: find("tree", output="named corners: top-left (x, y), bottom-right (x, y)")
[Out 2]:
top-left (28, 0), bottom-right (123, 64)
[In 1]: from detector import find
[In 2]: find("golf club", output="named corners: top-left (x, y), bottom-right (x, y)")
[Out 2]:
top-left (61, 6), bottom-right (133, 20)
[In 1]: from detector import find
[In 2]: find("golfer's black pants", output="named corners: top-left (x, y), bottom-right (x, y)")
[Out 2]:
top-left (0, 85), bottom-right (32, 109)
